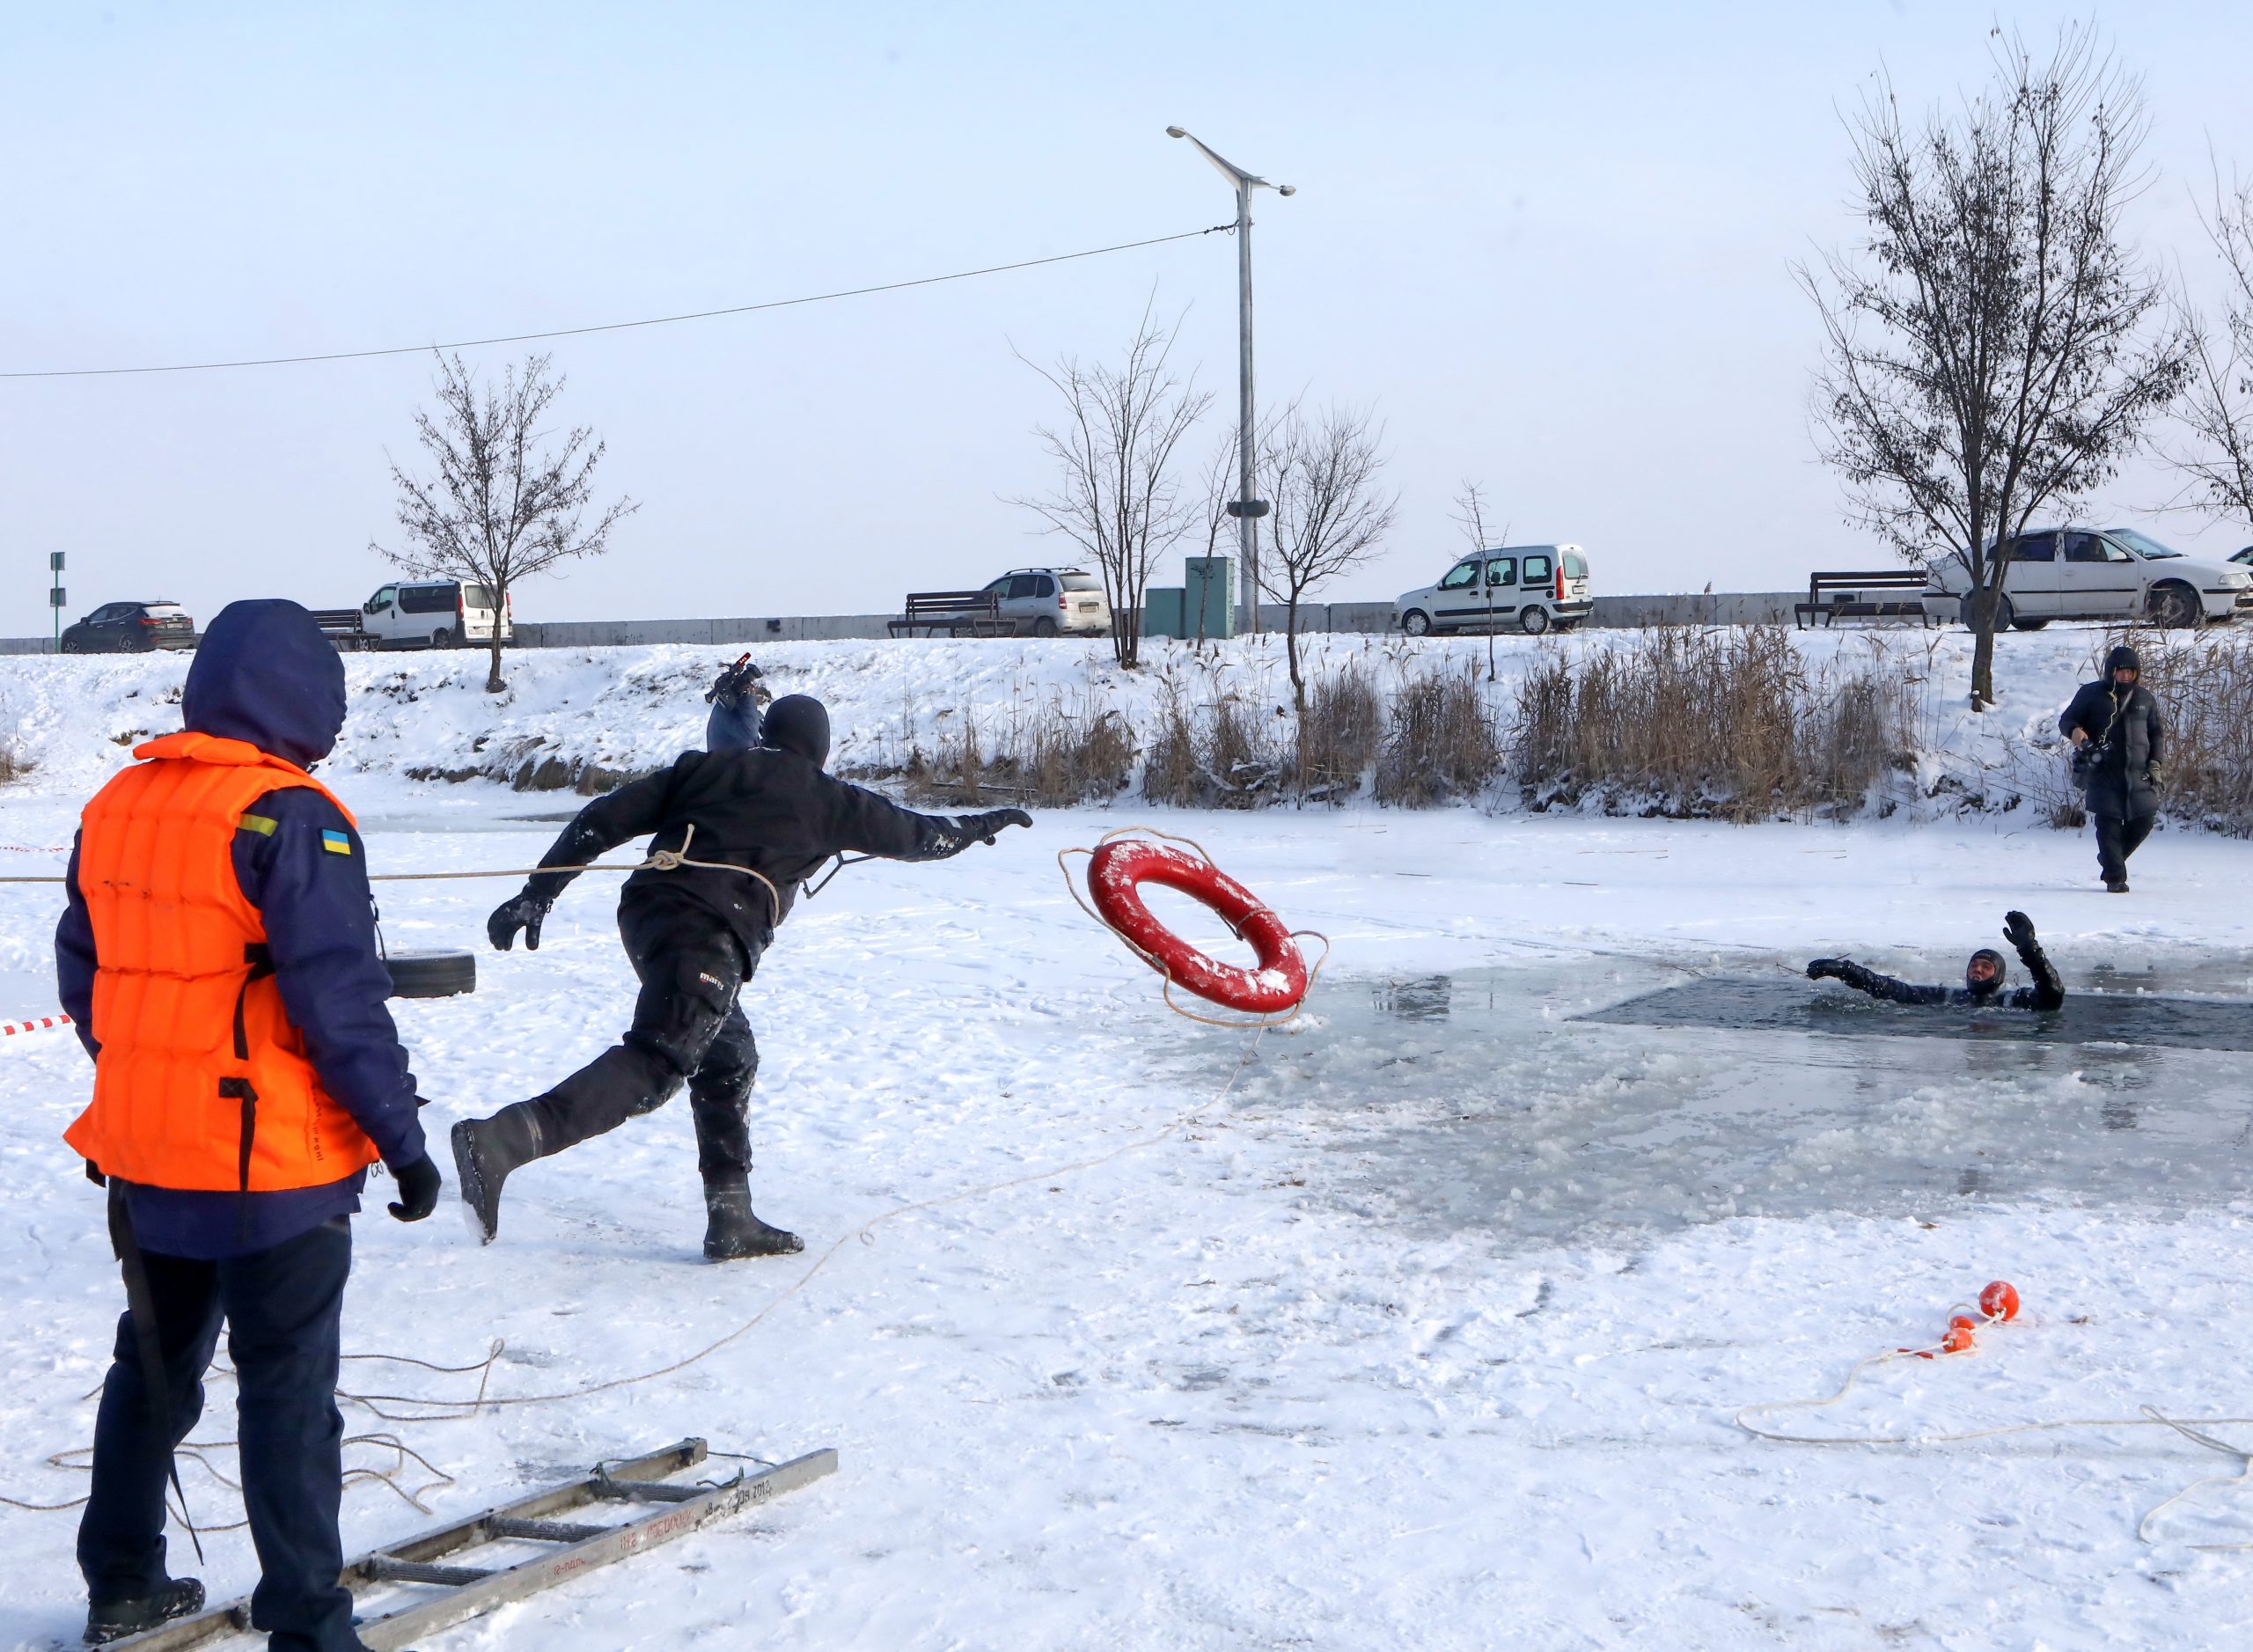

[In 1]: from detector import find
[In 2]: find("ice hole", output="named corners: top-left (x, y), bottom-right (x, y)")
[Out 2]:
top-left (1210, 959), bottom-right (2253, 1246)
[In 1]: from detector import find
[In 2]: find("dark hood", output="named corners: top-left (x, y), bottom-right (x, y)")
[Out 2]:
top-left (760, 694), bottom-right (831, 769)
top-left (1965, 948), bottom-right (2007, 999)
top-left (2105, 644), bottom-right (2141, 678)
top-left (181, 599), bottom-right (347, 769)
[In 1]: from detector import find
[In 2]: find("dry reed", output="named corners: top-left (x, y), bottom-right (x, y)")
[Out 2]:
top-left (1374, 664), bottom-right (1502, 806)
top-left (1512, 627), bottom-right (1910, 820)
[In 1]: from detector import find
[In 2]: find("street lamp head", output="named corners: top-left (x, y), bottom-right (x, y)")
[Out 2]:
top-left (1165, 126), bottom-right (1186, 138)
top-left (1277, 184), bottom-right (1296, 196)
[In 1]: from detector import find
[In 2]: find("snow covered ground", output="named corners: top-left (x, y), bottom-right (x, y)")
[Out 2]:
top-left (0, 622), bottom-right (2161, 817)
top-left (4, 638), bottom-right (2253, 1648)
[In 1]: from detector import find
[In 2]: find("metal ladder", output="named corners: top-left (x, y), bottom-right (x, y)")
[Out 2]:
top-left (114, 1438), bottom-right (838, 1650)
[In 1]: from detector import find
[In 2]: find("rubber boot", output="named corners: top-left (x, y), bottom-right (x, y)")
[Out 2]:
top-left (450, 1103), bottom-right (547, 1245)
top-left (84, 1577), bottom-right (203, 1644)
top-left (702, 1178), bottom-right (803, 1260)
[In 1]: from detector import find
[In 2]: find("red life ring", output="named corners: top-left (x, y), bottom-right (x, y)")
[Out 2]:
top-left (1087, 840), bottom-right (1309, 1014)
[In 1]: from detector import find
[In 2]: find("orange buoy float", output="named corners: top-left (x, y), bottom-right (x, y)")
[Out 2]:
top-left (1942, 1315), bottom-right (1978, 1355)
top-left (1979, 1281), bottom-right (2021, 1322)
top-left (1086, 838), bottom-right (1310, 1016)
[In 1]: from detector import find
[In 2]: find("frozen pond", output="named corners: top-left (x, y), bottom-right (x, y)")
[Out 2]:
top-left (1237, 961), bottom-right (2253, 1245)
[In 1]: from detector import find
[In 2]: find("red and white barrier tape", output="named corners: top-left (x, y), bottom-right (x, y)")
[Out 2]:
top-left (1, 1013), bottom-right (71, 1037)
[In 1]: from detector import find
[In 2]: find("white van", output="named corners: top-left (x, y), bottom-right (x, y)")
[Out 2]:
top-left (360, 580), bottom-right (513, 650)
top-left (1396, 544), bottom-right (1593, 636)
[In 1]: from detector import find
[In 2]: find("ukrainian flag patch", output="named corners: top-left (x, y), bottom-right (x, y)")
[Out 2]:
top-left (320, 829), bottom-right (353, 855)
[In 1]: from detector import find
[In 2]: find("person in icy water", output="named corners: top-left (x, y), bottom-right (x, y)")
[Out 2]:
top-left (1806, 910), bottom-right (2065, 1010)
top-left (2059, 642), bottom-right (2164, 893)
top-left (453, 690), bottom-right (1032, 1258)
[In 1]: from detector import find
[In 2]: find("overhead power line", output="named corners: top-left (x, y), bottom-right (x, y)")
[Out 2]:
top-left (0, 224), bottom-right (1234, 381)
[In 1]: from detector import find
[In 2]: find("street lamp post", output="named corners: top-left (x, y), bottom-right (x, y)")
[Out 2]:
top-left (1166, 127), bottom-right (1292, 635)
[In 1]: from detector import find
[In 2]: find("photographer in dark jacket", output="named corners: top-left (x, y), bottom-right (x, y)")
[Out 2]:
top-left (57, 600), bottom-right (437, 1650)
top-left (1808, 910), bottom-right (2066, 1010)
top-left (2059, 643), bottom-right (2164, 892)
top-left (454, 691), bottom-right (1030, 1259)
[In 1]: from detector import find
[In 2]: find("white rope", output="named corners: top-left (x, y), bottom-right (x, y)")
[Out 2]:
top-left (1736, 1310), bottom-right (2253, 1546)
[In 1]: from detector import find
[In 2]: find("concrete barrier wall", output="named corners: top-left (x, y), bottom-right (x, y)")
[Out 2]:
top-left (515, 613), bottom-right (896, 647)
top-left (0, 591), bottom-right (1874, 656)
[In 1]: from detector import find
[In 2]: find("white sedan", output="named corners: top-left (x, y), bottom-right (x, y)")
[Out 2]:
top-left (1927, 526), bottom-right (2253, 629)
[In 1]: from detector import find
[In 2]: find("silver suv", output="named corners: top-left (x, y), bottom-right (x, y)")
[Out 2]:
top-left (980, 568), bottom-right (1112, 636)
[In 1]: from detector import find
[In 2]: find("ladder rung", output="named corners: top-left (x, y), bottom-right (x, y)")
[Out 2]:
top-left (364, 1557), bottom-right (495, 1588)
top-left (488, 1516), bottom-right (612, 1544)
top-left (595, 1478), bottom-right (700, 1503)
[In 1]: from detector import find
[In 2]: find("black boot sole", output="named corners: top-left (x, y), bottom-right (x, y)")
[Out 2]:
top-left (704, 1225), bottom-right (806, 1260)
top-left (451, 1119), bottom-right (503, 1245)
top-left (85, 1579), bottom-right (204, 1643)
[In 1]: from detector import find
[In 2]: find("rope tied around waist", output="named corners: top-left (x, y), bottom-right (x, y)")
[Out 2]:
top-left (627, 821), bottom-right (785, 927)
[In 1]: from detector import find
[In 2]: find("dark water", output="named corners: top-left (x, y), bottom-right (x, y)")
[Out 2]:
top-left (1227, 963), bottom-right (2253, 1245)
top-left (1579, 977), bottom-right (2253, 1052)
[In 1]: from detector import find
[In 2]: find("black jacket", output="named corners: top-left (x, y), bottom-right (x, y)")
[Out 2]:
top-left (1819, 960), bottom-right (2062, 1011)
top-left (525, 747), bottom-right (987, 951)
top-left (2059, 667), bottom-right (2163, 820)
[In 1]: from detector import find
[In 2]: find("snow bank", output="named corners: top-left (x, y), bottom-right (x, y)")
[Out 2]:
top-left (0, 626), bottom-right (2147, 819)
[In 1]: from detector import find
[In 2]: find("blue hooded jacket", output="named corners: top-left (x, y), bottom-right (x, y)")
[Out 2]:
top-left (55, 600), bottom-right (426, 1258)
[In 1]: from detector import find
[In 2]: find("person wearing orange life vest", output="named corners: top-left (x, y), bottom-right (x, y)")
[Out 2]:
top-left (57, 600), bottom-right (440, 1652)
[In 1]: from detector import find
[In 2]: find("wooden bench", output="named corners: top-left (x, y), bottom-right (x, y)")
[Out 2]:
top-left (888, 591), bottom-right (1014, 637)
top-left (309, 608), bottom-right (382, 650)
top-left (1794, 570), bottom-right (1937, 629)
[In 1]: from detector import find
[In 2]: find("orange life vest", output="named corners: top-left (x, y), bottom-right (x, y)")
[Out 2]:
top-left (62, 731), bottom-right (382, 1192)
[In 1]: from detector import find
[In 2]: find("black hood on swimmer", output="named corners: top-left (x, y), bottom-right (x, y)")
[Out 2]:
top-left (1965, 948), bottom-right (2007, 998)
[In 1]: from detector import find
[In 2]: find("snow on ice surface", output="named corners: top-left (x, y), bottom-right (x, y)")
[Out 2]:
top-left (2, 642), bottom-right (2253, 1647)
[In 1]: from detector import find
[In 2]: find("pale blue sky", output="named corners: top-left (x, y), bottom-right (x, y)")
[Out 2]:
top-left (4, 3), bottom-right (2251, 635)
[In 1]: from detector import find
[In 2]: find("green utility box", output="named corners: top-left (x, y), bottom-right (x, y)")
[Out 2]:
top-left (1143, 586), bottom-right (1186, 639)
top-left (1184, 556), bottom-right (1237, 640)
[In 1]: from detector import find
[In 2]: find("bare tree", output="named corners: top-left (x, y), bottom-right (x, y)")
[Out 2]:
top-left (376, 352), bottom-right (637, 693)
top-left (1801, 25), bottom-right (2190, 709)
top-left (2169, 170), bottom-right (2253, 529)
top-left (1450, 480), bottom-right (1510, 680)
top-left (1259, 404), bottom-right (1398, 717)
top-left (1013, 306), bottom-right (1211, 669)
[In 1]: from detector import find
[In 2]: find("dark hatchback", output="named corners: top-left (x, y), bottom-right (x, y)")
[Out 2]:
top-left (58, 599), bottom-right (197, 653)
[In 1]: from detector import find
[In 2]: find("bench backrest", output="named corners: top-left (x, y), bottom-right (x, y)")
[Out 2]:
top-left (903, 591), bottom-right (1002, 615)
top-left (1806, 569), bottom-right (1931, 598)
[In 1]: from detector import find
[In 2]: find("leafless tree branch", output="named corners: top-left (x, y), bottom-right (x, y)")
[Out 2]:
top-left (373, 351), bottom-right (637, 691)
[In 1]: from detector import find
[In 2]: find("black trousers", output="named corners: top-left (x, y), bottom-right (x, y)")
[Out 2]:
top-left (525, 901), bottom-right (761, 1177)
top-left (77, 1215), bottom-right (356, 1652)
top-left (2094, 811), bottom-right (2156, 885)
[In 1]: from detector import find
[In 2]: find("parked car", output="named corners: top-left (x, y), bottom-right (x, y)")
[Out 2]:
top-left (978, 567), bottom-right (1111, 636)
top-left (1396, 545), bottom-right (1592, 636)
top-left (356, 579), bottom-right (513, 649)
top-left (58, 599), bottom-right (195, 653)
top-left (1926, 527), bottom-right (2253, 629)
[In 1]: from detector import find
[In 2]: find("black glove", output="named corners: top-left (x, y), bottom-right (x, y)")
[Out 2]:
top-left (1807, 958), bottom-right (1846, 980)
top-left (705, 657), bottom-right (768, 708)
top-left (962, 808), bottom-right (1034, 845)
top-left (386, 1153), bottom-right (442, 1222)
top-left (488, 888), bottom-right (552, 952)
top-left (2001, 910), bottom-right (2037, 954)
